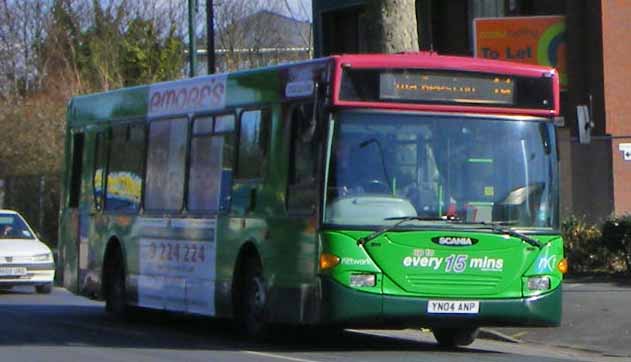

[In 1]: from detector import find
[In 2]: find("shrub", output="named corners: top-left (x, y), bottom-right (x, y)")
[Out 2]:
top-left (561, 216), bottom-right (607, 273)
top-left (601, 214), bottom-right (631, 270)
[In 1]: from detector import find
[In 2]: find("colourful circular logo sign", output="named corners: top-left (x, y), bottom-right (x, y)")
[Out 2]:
top-left (475, 16), bottom-right (567, 88)
top-left (537, 22), bottom-right (567, 86)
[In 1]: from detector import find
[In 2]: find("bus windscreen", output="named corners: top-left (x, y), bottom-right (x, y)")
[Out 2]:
top-left (340, 68), bottom-right (554, 110)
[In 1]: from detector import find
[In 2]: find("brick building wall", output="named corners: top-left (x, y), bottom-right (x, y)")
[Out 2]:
top-left (602, 0), bottom-right (631, 215)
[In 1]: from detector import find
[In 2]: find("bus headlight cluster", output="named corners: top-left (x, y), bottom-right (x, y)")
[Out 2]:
top-left (350, 273), bottom-right (376, 288)
top-left (527, 276), bottom-right (551, 291)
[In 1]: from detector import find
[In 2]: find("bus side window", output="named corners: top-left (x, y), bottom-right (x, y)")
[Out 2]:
top-left (188, 114), bottom-right (235, 213)
top-left (104, 124), bottom-right (145, 212)
top-left (93, 131), bottom-right (108, 211)
top-left (236, 109), bottom-right (270, 179)
top-left (68, 132), bottom-right (85, 208)
top-left (144, 118), bottom-right (188, 212)
top-left (287, 102), bottom-right (319, 214)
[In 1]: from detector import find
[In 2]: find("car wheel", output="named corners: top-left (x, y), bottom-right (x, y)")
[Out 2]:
top-left (105, 251), bottom-right (127, 319)
top-left (240, 258), bottom-right (268, 338)
top-left (35, 283), bottom-right (53, 294)
top-left (432, 327), bottom-right (479, 347)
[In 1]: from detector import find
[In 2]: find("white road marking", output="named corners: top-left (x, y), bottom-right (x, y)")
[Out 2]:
top-left (565, 283), bottom-right (583, 288)
top-left (243, 350), bottom-right (324, 362)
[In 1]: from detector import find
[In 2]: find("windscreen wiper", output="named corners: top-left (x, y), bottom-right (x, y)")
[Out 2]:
top-left (356, 216), bottom-right (458, 246)
top-left (356, 217), bottom-right (543, 249)
top-left (460, 221), bottom-right (543, 249)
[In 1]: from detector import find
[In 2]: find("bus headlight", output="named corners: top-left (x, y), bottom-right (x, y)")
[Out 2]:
top-left (527, 276), bottom-right (551, 291)
top-left (350, 273), bottom-right (376, 287)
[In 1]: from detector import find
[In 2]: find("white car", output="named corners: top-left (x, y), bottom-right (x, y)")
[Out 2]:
top-left (0, 209), bottom-right (55, 294)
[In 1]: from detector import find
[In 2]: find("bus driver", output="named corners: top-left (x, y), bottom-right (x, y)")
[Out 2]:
top-left (330, 141), bottom-right (362, 197)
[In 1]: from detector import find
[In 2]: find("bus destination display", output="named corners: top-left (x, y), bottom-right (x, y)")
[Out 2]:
top-left (340, 68), bottom-right (554, 110)
top-left (379, 71), bottom-right (514, 105)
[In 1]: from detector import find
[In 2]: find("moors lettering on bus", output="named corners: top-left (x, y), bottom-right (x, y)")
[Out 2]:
top-left (149, 78), bottom-right (226, 114)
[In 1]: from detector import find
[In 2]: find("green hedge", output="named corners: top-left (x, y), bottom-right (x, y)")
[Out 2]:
top-left (601, 215), bottom-right (631, 270)
top-left (562, 215), bottom-right (631, 274)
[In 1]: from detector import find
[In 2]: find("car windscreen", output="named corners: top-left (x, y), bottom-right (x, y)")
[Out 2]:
top-left (0, 214), bottom-right (35, 239)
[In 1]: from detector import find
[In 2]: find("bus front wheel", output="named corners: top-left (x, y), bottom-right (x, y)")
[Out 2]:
top-left (432, 327), bottom-right (479, 347)
top-left (239, 258), bottom-right (268, 338)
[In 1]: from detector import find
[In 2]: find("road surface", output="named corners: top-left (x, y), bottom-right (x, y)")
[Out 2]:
top-left (0, 286), bottom-right (623, 362)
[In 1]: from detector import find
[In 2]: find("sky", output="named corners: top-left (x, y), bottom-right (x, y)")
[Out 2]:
top-left (283, 0), bottom-right (312, 21)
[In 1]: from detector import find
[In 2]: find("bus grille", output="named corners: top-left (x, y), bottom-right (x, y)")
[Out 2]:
top-left (404, 274), bottom-right (503, 295)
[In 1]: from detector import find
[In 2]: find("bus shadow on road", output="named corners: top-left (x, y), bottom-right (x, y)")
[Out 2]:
top-left (0, 294), bottom-right (498, 356)
top-left (119, 312), bottom-right (499, 355)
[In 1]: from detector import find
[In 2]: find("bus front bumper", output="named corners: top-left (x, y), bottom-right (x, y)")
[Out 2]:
top-left (319, 277), bottom-right (562, 328)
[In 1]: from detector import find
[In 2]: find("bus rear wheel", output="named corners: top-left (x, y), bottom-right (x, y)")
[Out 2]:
top-left (432, 327), bottom-right (479, 347)
top-left (105, 251), bottom-right (127, 319)
top-left (239, 258), bottom-right (268, 338)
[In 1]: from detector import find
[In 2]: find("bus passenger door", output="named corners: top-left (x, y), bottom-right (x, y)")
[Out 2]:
top-left (274, 99), bottom-right (323, 323)
top-left (286, 101), bottom-right (321, 216)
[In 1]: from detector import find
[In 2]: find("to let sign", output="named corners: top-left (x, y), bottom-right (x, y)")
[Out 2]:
top-left (474, 16), bottom-right (567, 88)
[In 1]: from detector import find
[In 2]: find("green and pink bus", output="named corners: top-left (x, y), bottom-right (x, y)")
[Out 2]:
top-left (59, 53), bottom-right (565, 346)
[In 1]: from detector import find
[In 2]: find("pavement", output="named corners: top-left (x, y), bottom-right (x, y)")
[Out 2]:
top-left (480, 275), bottom-right (631, 359)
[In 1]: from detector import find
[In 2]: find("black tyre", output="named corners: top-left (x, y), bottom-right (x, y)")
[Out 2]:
top-left (432, 327), bottom-right (479, 347)
top-left (35, 283), bottom-right (53, 294)
top-left (105, 250), bottom-right (127, 319)
top-left (239, 258), bottom-right (268, 338)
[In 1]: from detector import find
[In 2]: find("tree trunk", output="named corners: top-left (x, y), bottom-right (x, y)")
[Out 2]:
top-left (364, 0), bottom-right (419, 53)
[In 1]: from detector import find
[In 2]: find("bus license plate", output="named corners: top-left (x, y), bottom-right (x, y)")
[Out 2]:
top-left (427, 300), bottom-right (479, 314)
top-left (0, 267), bottom-right (27, 277)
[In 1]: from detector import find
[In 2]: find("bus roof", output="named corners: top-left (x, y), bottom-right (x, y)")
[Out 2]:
top-left (68, 57), bottom-right (332, 126)
top-left (330, 53), bottom-right (560, 117)
top-left (332, 52), bottom-right (557, 76)
top-left (67, 53), bottom-right (559, 126)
